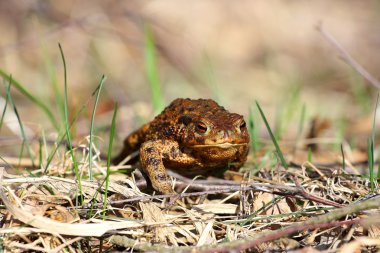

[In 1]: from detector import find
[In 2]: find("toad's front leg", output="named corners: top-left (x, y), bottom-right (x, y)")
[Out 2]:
top-left (140, 140), bottom-right (197, 194)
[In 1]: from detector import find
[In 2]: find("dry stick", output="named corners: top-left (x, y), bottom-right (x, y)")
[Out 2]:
top-left (8, 242), bottom-right (50, 253)
top-left (109, 235), bottom-right (196, 252)
top-left (293, 176), bottom-right (344, 208)
top-left (179, 178), bottom-right (344, 208)
top-left (316, 23), bottom-right (380, 89)
top-left (50, 237), bottom-right (83, 253)
top-left (92, 185), bottom-right (268, 207)
top-left (102, 181), bottom-right (343, 209)
top-left (192, 196), bottom-right (380, 253)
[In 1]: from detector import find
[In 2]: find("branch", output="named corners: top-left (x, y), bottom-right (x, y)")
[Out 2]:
top-left (316, 23), bottom-right (380, 89)
top-left (294, 176), bottom-right (344, 208)
top-left (194, 195), bottom-right (380, 253)
top-left (100, 180), bottom-right (343, 209)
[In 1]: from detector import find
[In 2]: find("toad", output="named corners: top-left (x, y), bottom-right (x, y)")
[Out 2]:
top-left (113, 98), bottom-right (250, 194)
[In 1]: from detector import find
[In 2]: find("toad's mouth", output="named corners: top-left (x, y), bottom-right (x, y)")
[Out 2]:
top-left (190, 143), bottom-right (248, 149)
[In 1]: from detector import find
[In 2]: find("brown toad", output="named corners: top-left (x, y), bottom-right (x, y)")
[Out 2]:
top-left (113, 98), bottom-right (250, 194)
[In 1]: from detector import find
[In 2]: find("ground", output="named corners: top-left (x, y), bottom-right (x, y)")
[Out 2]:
top-left (0, 1), bottom-right (380, 252)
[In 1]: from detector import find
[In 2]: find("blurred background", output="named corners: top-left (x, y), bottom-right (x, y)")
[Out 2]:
top-left (1, 0), bottom-right (380, 157)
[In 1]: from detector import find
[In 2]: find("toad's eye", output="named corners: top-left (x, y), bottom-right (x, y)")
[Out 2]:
top-left (196, 121), bottom-right (209, 134)
top-left (239, 120), bottom-right (246, 130)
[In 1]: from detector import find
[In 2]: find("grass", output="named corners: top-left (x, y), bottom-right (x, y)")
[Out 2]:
top-left (341, 144), bottom-right (346, 171)
top-left (203, 55), bottom-right (223, 104)
top-left (228, 206), bottom-right (336, 225)
top-left (0, 68), bottom-right (59, 130)
top-left (334, 118), bottom-right (346, 151)
top-left (256, 101), bottom-right (288, 169)
top-left (294, 103), bottom-right (306, 152)
top-left (38, 136), bottom-right (43, 169)
top-left (1, 39), bottom-right (380, 253)
top-left (371, 93), bottom-right (379, 144)
top-left (43, 83), bottom-right (103, 172)
top-left (103, 102), bottom-right (118, 218)
top-left (307, 147), bottom-right (312, 163)
top-left (367, 138), bottom-right (374, 192)
top-left (89, 75), bottom-right (107, 181)
top-left (0, 81), bottom-right (11, 132)
top-left (275, 85), bottom-right (301, 140)
top-left (39, 129), bottom-right (49, 170)
top-left (59, 43), bottom-right (83, 204)
top-left (87, 102), bottom-right (117, 219)
top-left (248, 106), bottom-right (260, 158)
top-left (1, 49), bottom-right (380, 251)
top-left (368, 93), bottom-right (379, 192)
top-left (40, 38), bottom-right (65, 125)
top-left (350, 72), bottom-right (371, 114)
top-left (240, 195), bottom-right (285, 226)
top-left (144, 23), bottom-right (164, 114)
top-left (1, 84), bottom-right (380, 252)
top-left (5, 77), bottom-right (35, 168)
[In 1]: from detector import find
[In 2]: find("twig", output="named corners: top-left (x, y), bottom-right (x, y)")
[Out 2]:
top-left (93, 180), bottom-right (344, 209)
top-left (316, 23), bottom-right (380, 89)
top-left (50, 237), bottom-right (83, 253)
top-left (294, 176), bottom-right (344, 208)
top-left (109, 235), bottom-right (195, 252)
top-left (88, 185), bottom-right (270, 208)
top-left (8, 241), bottom-right (50, 252)
top-left (193, 195), bottom-right (380, 253)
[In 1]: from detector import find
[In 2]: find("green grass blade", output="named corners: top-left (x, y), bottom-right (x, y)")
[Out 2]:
top-left (371, 93), bottom-right (379, 186)
top-left (334, 119), bottom-right (346, 151)
top-left (249, 150), bottom-right (274, 176)
top-left (248, 107), bottom-right (259, 157)
top-left (103, 102), bottom-right (118, 218)
top-left (41, 41), bottom-right (65, 124)
top-left (0, 69), bottom-right (59, 130)
top-left (0, 155), bottom-right (13, 170)
top-left (341, 144), bottom-right (345, 171)
top-left (349, 72), bottom-right (371, 114)
top-left (40, 129), bottom-right (48, 170)
top-left (6, 78), bottom-right (35, 167)
top-left (38, 137), bottom-right (43, 169)
top-left (89, 75), bottom-right (107, 181)
top-left (276, 85), bottom-right (301, 139)
top-left (144, 23), bottom-right (164, 114)
top-left (308, 147), bottom-right (312, 163)
top-left (59, 43), bottom-right (83, 205)
top-left (274, 105), bottom-right (282, 140)
top-left (256, 101), bottom-right (288, 169)
top-left (44, 106), bottom-right (84, 173)
top-left (294, 104), bottom-right (306, 153)
top-left (371, 93), bottom-right (379, 144)
top-left (0, 82), bottom-right (11, 132)
top-left (240, 195), bottom-right (285, 225)
top-left (44, 85), bottom-right (101, 172)
top-left (367, 138), bottom-right (374, 193)
top-left (203, 55), bottom-right (222, 104)
top-left (18, 141), bottom-right (25, 169)
top-left (377, 155), bottom-right (380, 182)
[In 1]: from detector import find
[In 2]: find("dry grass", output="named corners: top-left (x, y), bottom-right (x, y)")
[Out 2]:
top-left (1, 2), bottom-right (380, 252)
top-left (0, 138), bottom-right (379, 252)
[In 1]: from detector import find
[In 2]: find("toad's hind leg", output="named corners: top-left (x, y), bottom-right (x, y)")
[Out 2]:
top-left (140, 140), bottom-right (197, 194)
top-left (140, 140), bottom-right (175, 194)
